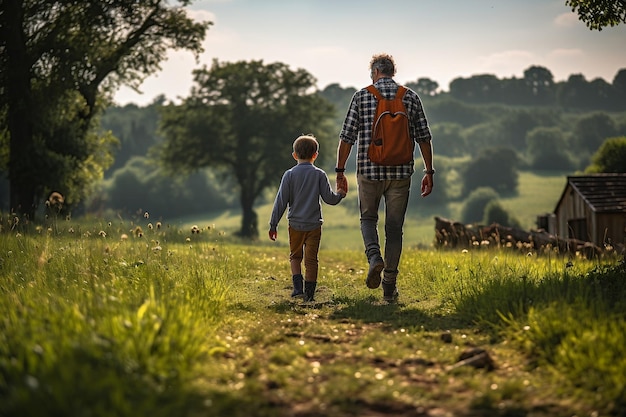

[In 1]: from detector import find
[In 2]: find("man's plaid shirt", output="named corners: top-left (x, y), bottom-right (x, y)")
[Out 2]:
top-left (339, 77), bottom-right (432, 180)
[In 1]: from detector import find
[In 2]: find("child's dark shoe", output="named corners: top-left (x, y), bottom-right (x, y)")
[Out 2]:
top-left (291, 274), bottom-right (304, 297)
top-left (304, 281), bottom-right (317, 302)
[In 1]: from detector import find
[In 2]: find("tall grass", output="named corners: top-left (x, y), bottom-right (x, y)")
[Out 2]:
top-left (0, 230), bottom-right (229, 417)
top-left (1, 215), bottom-right (624, 416)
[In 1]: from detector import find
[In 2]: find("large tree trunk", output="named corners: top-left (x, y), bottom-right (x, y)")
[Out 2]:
top-left (238, 186), bottom-right (258, 239)
top-left (2, 0), bottom-right (38, 219)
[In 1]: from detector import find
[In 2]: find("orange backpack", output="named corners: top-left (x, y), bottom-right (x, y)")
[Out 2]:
top-left (366, 85), bottom-right (414, 166)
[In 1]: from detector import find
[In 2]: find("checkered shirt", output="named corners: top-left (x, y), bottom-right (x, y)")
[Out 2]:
top-left (339, 77), bottom-right (432, 180)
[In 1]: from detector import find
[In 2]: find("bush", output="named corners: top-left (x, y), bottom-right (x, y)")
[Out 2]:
top-left (460, 187), bottom-right (499, 223)
top-left (482, 200), bottom-right (521, 228)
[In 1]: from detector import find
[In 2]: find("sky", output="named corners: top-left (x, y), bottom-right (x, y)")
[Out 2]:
top-left (113, 0), bottom-right (626, 106)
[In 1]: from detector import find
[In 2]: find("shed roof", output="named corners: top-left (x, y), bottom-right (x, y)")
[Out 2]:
top-left (555, 174), bottom-right (626, 213)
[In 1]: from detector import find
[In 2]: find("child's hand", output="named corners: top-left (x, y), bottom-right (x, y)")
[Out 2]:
top-left (269, 230), bottom-right (277, 241)
top-left (337, 187), bottom-right (347, 197)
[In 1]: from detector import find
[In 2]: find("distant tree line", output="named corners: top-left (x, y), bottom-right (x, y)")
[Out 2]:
top-left (93, 64), bottom-right (626, 231)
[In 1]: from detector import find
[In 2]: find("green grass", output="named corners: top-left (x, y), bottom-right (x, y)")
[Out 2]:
top-left (1, 216), bottom-right (624, 417)
top-left (187, 169), bottom-right (569, 251)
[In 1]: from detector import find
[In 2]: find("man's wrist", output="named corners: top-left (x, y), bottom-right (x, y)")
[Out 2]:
top-left (335, 167), bottom-right (345, 173)
top-left (423, 169), bottom-right (435, 175)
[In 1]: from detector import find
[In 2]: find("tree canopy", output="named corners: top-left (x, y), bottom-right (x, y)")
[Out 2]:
top-left (158, 60), bottom-right (335, 238)
top-left (585, 136), bottom-right (626, 173)
top-left (565, 0), bottom-right (626, 30)
top-left (0, 0), bottom-right (210, 220)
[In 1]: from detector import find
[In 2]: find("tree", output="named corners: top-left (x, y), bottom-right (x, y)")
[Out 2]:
top-left (405, 78), bottom-right (439, 97)
top-left (0, 0), bottom-right (210, 220)
top-left (460, 147), bottom-right (519, 197)
top-left (482, 200), bottom-right (521, 228)
top-left (585, 136), bottom-right (626, 173)
top-left (526, 127), bottom-right (574, 170)
top-left (158, 60), bottom-right (336, 238)
top-left (565, 0), bottom-right (626, 30)
top-left (429, 123), bottom-right (466, 157)
top-left (612, 69), bottom-right (626, 110)
top-left (523, 66), bottom-right (556, 105)
top-left (572, 112), bottom-right (618, 155)
top-left (460, 187), bottom-right (499, 224)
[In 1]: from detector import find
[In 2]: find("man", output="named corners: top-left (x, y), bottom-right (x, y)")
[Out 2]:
top-left (335, 53), bottom-right (434, 302)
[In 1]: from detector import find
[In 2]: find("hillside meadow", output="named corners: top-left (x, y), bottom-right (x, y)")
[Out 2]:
top-left (0, 211), bottom-right (624, 417)
top-left (185, 170), bottom-right (569, 251)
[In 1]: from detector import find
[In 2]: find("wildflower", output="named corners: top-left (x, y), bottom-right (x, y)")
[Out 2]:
top-left (99, 230), bottom-right (107, 238)
top-left (108, 222), bottom-right (112, 227)
top-left (461, 249), bottom-right (468, 254)
top-left (148, 223), bottom-right (153, 230)
top-left (152, 245), bottom-right (162, 252)
top-left (121, 234), bottom-right (128, 241)
top-left (133, 226), bottom-right (143, 238)
top-left (191, 225), bottom-right (200, 234)
top-left (144, 212), bottom-right (150, 219)
top-left (46, 192), bottom-right (64, 211)
top-left (480, 240), bottom-right (490, 246)
top-left (186, 237), bottom-right (191, 243)
top-left (156, 222), bottom-right (162, 230)
top-left (68, 227), bottom-right (75, 234)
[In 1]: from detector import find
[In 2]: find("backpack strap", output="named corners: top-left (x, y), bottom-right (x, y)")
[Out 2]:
top-left (366, 84), bottom-right (407, 100)
top-left (366, 85), bottom-right (381, 100)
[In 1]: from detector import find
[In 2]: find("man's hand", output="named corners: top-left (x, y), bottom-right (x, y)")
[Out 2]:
top-left (269, 230), bottom-right (277, 241)
top-left (421, 174), bottom-right (433, 197)
top-left (336, 174), bottom-right (348, 193)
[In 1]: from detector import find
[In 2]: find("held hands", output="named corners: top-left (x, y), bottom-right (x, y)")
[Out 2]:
top-left (336, 174), bottom-right (348, 195)
top-left (269, 230), bottom-right (277, 241)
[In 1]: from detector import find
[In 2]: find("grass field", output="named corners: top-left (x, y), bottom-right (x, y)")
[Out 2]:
top-left (179, 169), bottom-right (570, 252)
top-left (1, 214), bottom-right (624, 417)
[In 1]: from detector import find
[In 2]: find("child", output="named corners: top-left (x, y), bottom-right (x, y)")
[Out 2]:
top-left (269, 134), bottom-right (347, 301)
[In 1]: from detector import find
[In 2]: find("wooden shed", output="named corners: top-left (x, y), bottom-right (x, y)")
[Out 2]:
top-left (553, 174), bottom-right (626, 248)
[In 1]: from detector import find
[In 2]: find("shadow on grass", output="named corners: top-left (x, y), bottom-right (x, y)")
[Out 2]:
top-left (267, 294), bottom-right (472, 333)
top-left (328, 295), bottom-right (472, 332)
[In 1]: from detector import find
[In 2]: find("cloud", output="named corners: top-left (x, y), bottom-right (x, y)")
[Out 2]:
top-left (186, 9), bottom-right (216, 23)
top-left (477, 50), bottom-right (537, 74)
top-left (554, 12), bottom-right (579, 27)
top-left (549, 48), bottom-right (584, 58)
